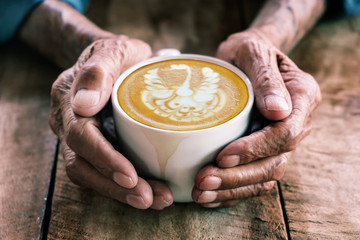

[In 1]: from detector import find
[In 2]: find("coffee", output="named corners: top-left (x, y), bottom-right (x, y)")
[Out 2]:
top-left (113, 54), bottom-right (253, 201)
top-left (117, 59), bottom-right (248, 131)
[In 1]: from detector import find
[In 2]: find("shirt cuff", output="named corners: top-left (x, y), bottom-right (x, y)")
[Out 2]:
top-left (61, 0), bottom-right (89, 13)
top-left (343, 0), bottom-right (360, 16)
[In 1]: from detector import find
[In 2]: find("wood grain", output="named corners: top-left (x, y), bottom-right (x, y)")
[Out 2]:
top-left (283, 15), bottom-right (360, 239)
top-left (49, 152), bottom-right (287, 240)
top-left (0, 43), bottom-right (58, 239)
top-left (5, 0), bottom-right (356, 239)
top-left (104, 0), bottom-right (247, 56)
top-left (48, 1), bottom-right (287, 239)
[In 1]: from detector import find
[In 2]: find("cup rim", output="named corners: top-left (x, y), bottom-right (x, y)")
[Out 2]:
top-left (112, 54), bottom-right (254, 133)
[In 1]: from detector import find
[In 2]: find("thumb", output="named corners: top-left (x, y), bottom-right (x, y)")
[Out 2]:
top-left (71, 38), bottom-right (152, 117)
top-left (218, 40), bottom-right (292, 121)
top-left (246, 48), bottom-right (292, 120)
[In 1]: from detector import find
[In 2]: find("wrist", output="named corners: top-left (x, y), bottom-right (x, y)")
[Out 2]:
top-left (245, 26), bottom-right (288, 53)
top-left (19, 0), bottom-right (119, 69)
top-left (248, 0), bottom-right (326, 53)
top-left (240, 28), bottom-right (275, 47)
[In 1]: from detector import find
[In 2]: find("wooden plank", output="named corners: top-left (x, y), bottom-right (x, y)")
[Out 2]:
top-left (49, 152), bottom-right (287, 240)
top-left (282, 16), bottom-right (360, 239)
top-left (104, 0), bottom-right (246, 56)
top-left (0, 43), bottom-right (58, 239)
top-left (49, 1), bottom-right (287, 239)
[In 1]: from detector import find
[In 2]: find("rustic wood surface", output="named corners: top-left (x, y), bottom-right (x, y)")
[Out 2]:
top-left (49, 153), bottom-right (287, 240)
top-left (0, 44), bottom-right (58, 239)
top-left (1, 0), bottom-right (360, 239)
top-left (49, 1), bottom-right (288, 239)
top-left (282, 15), bottom-right (360, 239)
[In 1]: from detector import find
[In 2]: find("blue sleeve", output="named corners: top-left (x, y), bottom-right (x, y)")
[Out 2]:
top-left (0, 0), bottom-right (89, 44)
top-left (326, 0), bottom-right (360, 17)
top-left (343, 0), bottom-right (360, 16)
top-left (61, 0), bottom-right (89, 13)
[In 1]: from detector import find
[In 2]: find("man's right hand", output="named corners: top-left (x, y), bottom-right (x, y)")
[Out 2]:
top-left (49, 36), bottom-right (174, 210)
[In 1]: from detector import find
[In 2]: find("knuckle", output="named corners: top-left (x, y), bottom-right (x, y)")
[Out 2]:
top-left (65, 157), bottom-right (77, 175)
top-left (48, 112), bottom-right (62, 136)
top-left (304, 73), bottom-right (321, 99)
top-left (203, 165), bottom-right (219, 176)
top-left (64, 117), bottom-right (83, 149)
top-left (50, 78), bottom-right (63, 98)
top-left (311, 81), bottom-right (322, 108)
top-left (234, 128), bottom-right (290, 162)
top-left (233, 137), bottom-right (258, 163)
top-left (65, 118), bottom-right (98, 154)
top-left (277, 123), bottom-right (302, 153)
top-left (78, 64), bottom-right (106, 84)
top-left (261, 181), bottom-right (276, 194)
top-left (49, 70), bottom-right (74, 135)
top-left (246, 129), bottom-right (281, 159)
top-left (256, 71), bottom-right (272, 89)
top-left (64, 147), bottom-right (77, 170)
top-left (254, 182), bottom-right (275, 196)
top-left (289, 71), bottom-right (321, 106)
top-left (64, 151), bottom-right (82, 185)
top-left (270, 155), bottom-right (288, 181)
top-left (51, 70), bottom-right (73, 97)
top-left (229, 188), bottom-right (240, 200)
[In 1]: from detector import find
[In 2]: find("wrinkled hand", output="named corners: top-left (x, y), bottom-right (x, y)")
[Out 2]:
top-left (49, 36), bottom-right (173, 210)
top-left (192, 31), bottom-right (322, 207)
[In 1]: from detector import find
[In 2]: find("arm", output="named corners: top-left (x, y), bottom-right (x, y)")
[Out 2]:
top-left (250, 0), bottom-right (326, 53)
top-left (193, 0), bottom-right (324, 207)
top-left (19, 0), bottom-right (114, 69)
top-left (19, 0), bottom-right (173, 210)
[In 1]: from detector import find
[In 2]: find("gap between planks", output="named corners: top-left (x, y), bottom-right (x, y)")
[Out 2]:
top-left (278, 181), bottom-right (291, 240)
top-left (41, 140), bottom-right (60, 240)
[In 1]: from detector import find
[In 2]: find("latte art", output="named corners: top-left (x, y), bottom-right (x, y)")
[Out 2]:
top-left (141, 64), bottom-right (226, 122)
top-left (118, 59), bottom-right (248, 131)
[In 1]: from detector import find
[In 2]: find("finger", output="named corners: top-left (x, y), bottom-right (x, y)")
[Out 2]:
top-left (278, 53), bottom-right (322, 112)
top-left (148, 180), bottom-right (174, 210)
top-left (61, 143), bottom-right (153, 209)
top-left (71, 38), bottom-right (152, 117)
top-left (241, 46), bottom-right (292, 120)
top-left (195, 181), bottom-right (275, 206)
top-left (217, 113), bottom-right (309, 167)
top-left (63, 111), bottom-right (138, 189)
top-left (217, 37), bottom-right (292, 121)
top-left (217, 78), bottom-right (313, 168)
top-left (196, 153), bottom-right (289, 192)
top-left (49, 69), bottom-right (74, 136)
top-left (215, 54), bottom-right (319, 167)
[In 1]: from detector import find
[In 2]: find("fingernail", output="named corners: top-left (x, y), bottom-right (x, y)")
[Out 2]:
top-left (199, 176), bottom-right (222, 190)
top-left (203, 202), bottom-right (221, 208)
top-left (113, 172), bottom-right (136, 188)
top-left (152, 197), bottom-right (172, 210)
top-left (73, 89), bottom-right (100, 108)
top-left (126, 194), bottom-right (149, 209)
top-left (220, 155), bottom-right (240, 167)
top-left (264, 95), bottom-right (289, 111)
top-left (162, 198), bottom-right (171, 207)
top-left (197, 191), bottom-right (217, 203)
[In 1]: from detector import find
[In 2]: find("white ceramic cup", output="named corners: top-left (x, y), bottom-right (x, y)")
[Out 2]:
top-left (111, 49), bottom-right (254, 202)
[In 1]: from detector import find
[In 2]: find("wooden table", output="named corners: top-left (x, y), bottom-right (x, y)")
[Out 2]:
top-left (1, 1), bottom-right (360, 239)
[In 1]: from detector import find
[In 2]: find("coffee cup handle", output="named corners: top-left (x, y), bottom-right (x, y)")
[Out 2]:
top-left (155, 48), bottom-right (181, 57)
